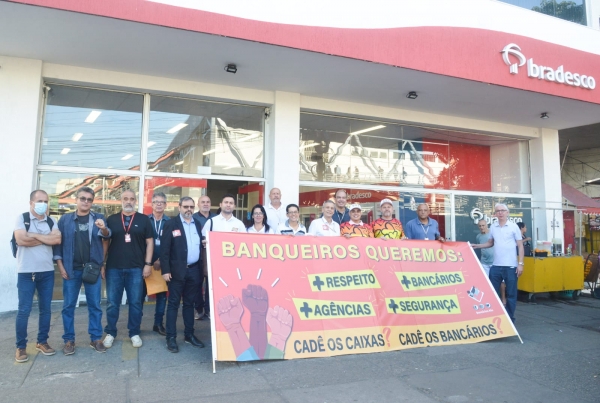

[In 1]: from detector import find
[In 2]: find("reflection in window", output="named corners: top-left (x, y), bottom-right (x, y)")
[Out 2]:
top-left (500, 0), bottom-right (587, 25)
top-left (148, 96), bottom-right (265, 177)
top-left (299, 113), bottom-right (530, 193)
top-left (38, 171), bottom-right (140, 218)
top-left (41, 85), bottom-right (143, 170)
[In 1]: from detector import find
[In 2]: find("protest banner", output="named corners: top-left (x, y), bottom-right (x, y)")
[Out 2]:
top-left (207, 232), bottom-right (519, 367)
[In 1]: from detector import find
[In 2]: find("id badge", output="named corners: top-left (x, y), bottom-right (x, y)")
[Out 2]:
top-left (155, 239), bottom-right (160, 246)
top-left (172, 230), bottom-right (181, 237)
top-left (125, 233), bottom-right (131, 243)
top-left (424, 237), bottom-right (429, 240)
top-left (322, 225), bottom-right (329, 231)
top-left (232, 227), bottom-right (239, 232)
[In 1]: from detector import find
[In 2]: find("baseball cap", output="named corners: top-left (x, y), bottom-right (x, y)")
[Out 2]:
top-left (380, 198), bottom-right (393, 207)
top-left (349, 203), bottom-right (362, 211)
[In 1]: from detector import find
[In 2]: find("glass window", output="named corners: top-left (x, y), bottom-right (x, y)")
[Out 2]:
top-left (300, 113), bottom-right (530, 193)
top-left (148, 96), bottom-right (265, 178)
top-left (500, 0), bottom-right (587, 25)
top-left (37, 171), bottom-right (140, 300)
top-left (41, 85), bottom-right (143, 170)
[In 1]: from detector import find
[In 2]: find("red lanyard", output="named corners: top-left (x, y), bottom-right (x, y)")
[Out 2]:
top-left (121, 213), bottom-right (135, 234)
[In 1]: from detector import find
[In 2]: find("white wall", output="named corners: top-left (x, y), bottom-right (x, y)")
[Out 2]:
top-left (265, 91), bottom-right (301, 206)
top-left (529, 128), bottom-right (564, 245)
top-left (0, 56), bottom-right (43, 312)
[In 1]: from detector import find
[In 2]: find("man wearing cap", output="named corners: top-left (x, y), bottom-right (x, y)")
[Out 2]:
top-left (404, 203), bottom-right (445, 242)
top-left (340, 204), bottom-right (373, 238)
top-left (372, 199), bottom-right (405, 240)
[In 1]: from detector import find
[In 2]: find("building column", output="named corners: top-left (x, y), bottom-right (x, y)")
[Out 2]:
top-left (0, 56), bottom-right (43, 312)
top-left (264, 91), bottom-right (300, 205)
top-left (529, 128), bottom-right (564, 248)
top-left (587, 0), bottom-right (600, 30)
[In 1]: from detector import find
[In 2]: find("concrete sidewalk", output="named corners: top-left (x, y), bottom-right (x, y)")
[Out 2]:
top-left (0, 295), bottom-right (599, 403)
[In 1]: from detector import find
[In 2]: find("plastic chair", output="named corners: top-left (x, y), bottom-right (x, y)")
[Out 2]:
top-left (584, 254), bottom-right (599, 297)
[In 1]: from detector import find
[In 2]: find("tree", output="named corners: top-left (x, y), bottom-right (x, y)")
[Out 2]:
top-left (532, 0), bottom-right (586, 25)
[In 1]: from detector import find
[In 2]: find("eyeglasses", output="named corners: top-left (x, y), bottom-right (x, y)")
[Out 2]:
top-left (253, 212), bottom-right (264, 216)
top-left (79, 197), bottom-right (94, 203)
top-left (495, 210), bottom-right (508, 213)
top-left (181, 205), bottom-right (194, 209)
top-left (153, 201), bottom-right (166, 205)
top-left (287, 211), bottom-right (299, 215)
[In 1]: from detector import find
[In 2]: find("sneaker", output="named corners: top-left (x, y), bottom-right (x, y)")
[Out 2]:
top-left (131, 335), bottom-right (143, 348)
top-left (15, 348), bottom-right (28, 363)
top-left (63, 341), bottom-right (75, 356)
top-left (194, 311), bottom-right (202, 320)
top-left (90, 340), bottom-right (107, 353)
top-left (103, 334), bottom-right (115, 348)
top-left (36, 342), bottom-right (56, 356)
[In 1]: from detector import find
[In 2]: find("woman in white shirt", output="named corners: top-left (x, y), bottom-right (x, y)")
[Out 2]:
top-left (246, 204), bottom-right (275, 234)
top-left (308, 200), bottom-right (340, 236)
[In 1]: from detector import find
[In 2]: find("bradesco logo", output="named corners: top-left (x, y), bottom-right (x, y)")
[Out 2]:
top-left (501, 43), bottom-right (596, 90)
top-left (348, 192), bottom-right (371, 200)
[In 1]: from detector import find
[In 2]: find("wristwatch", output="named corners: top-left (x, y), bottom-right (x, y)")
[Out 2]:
top-left (145, 262), bottom-right (152, 266)
top-left (518, 262), bottom-right (524, 265)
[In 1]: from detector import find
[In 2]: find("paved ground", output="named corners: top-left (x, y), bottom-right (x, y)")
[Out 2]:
top-left (0, 294), bottom-right (599, 403)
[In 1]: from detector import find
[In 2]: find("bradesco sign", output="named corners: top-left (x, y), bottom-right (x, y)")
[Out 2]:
top-left (502, 43), bottom-right (596, 90)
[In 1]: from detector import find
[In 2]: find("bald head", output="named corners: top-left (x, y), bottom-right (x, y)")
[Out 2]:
top-left (269, 188), bottom-right (281, 207)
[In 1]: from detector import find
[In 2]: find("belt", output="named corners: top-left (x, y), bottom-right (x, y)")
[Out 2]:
top-left (187, 261), bottom-right (199, 268)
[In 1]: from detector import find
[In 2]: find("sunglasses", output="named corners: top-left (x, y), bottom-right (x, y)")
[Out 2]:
top-left (79, 197), bottom-right (94, 203)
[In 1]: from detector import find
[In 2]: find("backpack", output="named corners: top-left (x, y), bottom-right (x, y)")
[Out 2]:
top-left (10, 212), bottom-right (54, 258)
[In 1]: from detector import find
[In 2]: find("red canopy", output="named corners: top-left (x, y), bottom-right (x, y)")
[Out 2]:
top-left (561, 183), bottom-right (600, 214)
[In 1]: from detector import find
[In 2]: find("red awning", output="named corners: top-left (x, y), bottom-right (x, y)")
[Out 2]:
top-left (561, 183), bottom-right (600, 214)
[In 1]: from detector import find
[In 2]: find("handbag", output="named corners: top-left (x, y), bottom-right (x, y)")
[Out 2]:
top-left (77, 218), bottom-right (101, 284)
top-left (82, 262), bottom-right (101, 284)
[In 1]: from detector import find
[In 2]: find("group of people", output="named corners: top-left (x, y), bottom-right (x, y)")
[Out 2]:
top-left (18, 185), bottom-right (516, 364)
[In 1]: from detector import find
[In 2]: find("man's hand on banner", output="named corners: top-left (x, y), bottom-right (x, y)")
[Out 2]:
top-left (266, 305), bottom-right (293, 352)
top-left (243, 284), bottom-right (269, 359)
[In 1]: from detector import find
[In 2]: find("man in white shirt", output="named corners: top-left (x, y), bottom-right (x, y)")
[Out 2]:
top-left (308, 200), bottom-right (340, 236)
top-left (276, 204), bottom-right (307, 236)
top-left (265, 188), bottom-right (287, 230)
top-left (472, 203), bottom-right (524, 323)
top-left (202, 194), bottom-right (245, 237)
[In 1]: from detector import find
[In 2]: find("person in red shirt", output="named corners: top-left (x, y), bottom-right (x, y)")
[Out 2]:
top-left (372, 199), bottom-right (406, 239)
top-left (340, 204), bottom-right (373, 238)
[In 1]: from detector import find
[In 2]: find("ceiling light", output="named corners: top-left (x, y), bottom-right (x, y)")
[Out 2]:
top-left (203, 149), bottom-right (216, 155)
top-left (406, 91), bottom-right (418, 100)
top-left (540, 112), bottom-right (549, 119)
top-left (72, 133), bottom-right (83, 142)
top-left (121, 154), bottom-right (133, 160)
top-left (84, 111), bottom-right (101, 123)
top-left (147, 141), bottom-right (156, 148)
top-left (350, 125), bottom-right (386, 136)
top-left (167, 123), bottom-right (188, 134)
top-left (225, 64), bottom-right (237, 74)
top-left (60, 148), bottom-right (70, 155)
top-left (175, 161), bottom-right (184, 165)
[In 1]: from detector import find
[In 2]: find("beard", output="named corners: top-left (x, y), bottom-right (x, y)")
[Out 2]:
top-left (123, 205), bottom-right (134, 213)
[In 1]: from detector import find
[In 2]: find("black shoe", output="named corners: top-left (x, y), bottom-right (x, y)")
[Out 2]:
top-left (166, 337), bottom-right (178, 353)
top-left (153, 324), bottom-right (166, 336)
top-left (184, 334), bottom-right (205, 348)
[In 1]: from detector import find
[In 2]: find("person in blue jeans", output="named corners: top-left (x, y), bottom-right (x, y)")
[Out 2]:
top-left (141, 192), bottom-right (169, 336)
top-left (102, 190), bottom-right (154, 349)
top-left (13, 189), bottom-right (62, 363)
top-left (472, 203), bottom-right (524, 323)
top-left (54, 186), bottom-right (111, 355)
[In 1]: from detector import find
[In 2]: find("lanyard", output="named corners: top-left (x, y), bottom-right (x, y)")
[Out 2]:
top-left (121, 213), bottom-right (135, 234)
top-left (335, 209), bottom-right (345, 223)
top-left (420, 222), bottom-right (430, 238)
top-left (153, 216), bottom-right (163, 238)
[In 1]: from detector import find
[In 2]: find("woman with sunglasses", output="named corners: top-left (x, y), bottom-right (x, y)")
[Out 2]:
top-left (246, 204), bottom-right (274, 234)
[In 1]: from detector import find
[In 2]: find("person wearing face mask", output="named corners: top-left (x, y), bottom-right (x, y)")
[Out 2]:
top-left (13, 190), bottom-right (62, 363)
top-left (308, 200), bottom-right (340, 236)
top-left (102, 189), bottom-right (154, 349)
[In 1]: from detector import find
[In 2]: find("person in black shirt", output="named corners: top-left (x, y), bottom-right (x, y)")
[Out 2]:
top-left (191, 195), bottom-right (216, 320)
top-left (102, 189), bottom-right (153, 349)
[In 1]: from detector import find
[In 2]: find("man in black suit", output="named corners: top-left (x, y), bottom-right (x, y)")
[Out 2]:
top-left (160, 196), bottom-right (205, 353)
